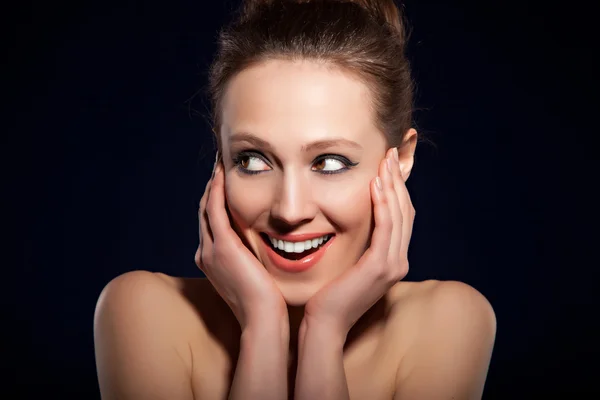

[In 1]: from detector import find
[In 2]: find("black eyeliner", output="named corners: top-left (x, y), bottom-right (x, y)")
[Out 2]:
top-left (312, 154), bottom-right (359, 175)
top-left (232, 149), bottom-right (359, 175)
top-left (314, 154), bottom-right (358, 167)
top-left (231, 150), bottom-right (270, 175)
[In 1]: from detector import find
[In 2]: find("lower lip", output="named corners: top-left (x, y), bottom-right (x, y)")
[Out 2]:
top-left (262, 235), bottom-right (335, 273)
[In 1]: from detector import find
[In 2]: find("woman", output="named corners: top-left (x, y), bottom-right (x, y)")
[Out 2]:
top-left (94, 0), bottom-right (496, 399)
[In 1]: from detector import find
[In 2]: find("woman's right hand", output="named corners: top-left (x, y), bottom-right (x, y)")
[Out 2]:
top-left (195, 155), bottom-right (287, 330)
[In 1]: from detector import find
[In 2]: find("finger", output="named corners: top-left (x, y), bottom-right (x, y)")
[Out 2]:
top-left (341, 172), bottom-right (397, 324)
top-left (211, 150), bottom-right (220, 179)
top-left (200, 192), bottom-right (214, 253)
top-left (198, 177), bottom-right (214, 244)
top-left (199, 178), bottom-right (212, 214)
top-left (195, 178), bottom-right (214, 271)
top-left (316, 174), bottom-right (391, 326)
top-left (205, 162), bottom-right (232, 240)
top-left (382, 150), bottom-right (403, 261)
top-left (199, 150), bottom-right (220, 215)
top-left (364, 162), bottom-right (393, 265)
top-left (308, 173), bottom-right (394, 330)
top-left (389, 149), bottom-right (415, 257)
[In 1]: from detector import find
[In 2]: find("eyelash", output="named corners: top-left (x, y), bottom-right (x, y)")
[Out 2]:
top-left (231, 150), bottom-right (359, 176)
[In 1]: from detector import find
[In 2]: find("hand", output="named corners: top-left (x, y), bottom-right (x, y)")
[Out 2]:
top-left (303, 147), bottom-right (415, 337)
top-left (195, 154), bottom-right (288, 330)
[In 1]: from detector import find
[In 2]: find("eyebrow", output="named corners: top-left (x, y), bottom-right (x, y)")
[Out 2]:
top-left (229, 132), bottom-right (363, 152)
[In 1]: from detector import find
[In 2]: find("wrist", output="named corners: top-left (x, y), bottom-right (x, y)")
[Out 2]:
top-left (242, 299), bottom-right (289, 331)
top-left (299, 316), bottom-right (347, 349)
top-left (243, 314), bottom-right (290, 342)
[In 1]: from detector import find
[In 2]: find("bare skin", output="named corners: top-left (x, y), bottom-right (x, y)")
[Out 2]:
top-left (94, 60), bottom-right (496, 399)
top-left (94, 272), bottom-right (495, 399)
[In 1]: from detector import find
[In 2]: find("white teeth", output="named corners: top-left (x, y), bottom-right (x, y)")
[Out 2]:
top-left (285, 242), bottom-right (294, 253)
top-left (268, 234), bottom-right (331, 254)
top-left (293, 242), bottom-right (303, 253)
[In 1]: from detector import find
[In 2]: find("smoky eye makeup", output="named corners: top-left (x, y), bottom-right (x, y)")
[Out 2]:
top-left (231, 150), bottom-right (270, 175)
top-left (231, 149), bottom-right (360, 176)
top-left (311, 154), bottom-right (359, 175)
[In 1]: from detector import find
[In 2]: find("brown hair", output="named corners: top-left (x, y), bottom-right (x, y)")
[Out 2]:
top-left (208, 0), bottom-right (415, 153)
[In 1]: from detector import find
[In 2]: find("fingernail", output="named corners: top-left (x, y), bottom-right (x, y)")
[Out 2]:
top-left (375, 176), bottom-right (382, 190)
top-left (211, 152), bottom-right (220, 178)
top-left (393, 147), bottom-right (399, 162)
top-left (386, 157), bottom-right (393, 173)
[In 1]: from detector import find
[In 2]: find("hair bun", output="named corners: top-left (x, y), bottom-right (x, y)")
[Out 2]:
top-left (212, 0), bottom-right (414, 149)
top-left (345, 0), bottom-right (404, 38)
top-left (242, 0), bottom-right (404, 40)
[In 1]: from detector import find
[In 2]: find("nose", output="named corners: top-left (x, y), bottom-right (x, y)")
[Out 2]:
top-left (270, 169), bottom-right (317, 227)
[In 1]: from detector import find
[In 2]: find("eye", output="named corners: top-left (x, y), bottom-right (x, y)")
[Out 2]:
top-left (312, 155), bottom-right (357, 175)
top-left (233, 151), bottom-right (270, 175)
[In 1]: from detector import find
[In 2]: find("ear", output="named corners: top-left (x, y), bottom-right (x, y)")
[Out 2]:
top-left (396, 128), bottom-right (418, 181)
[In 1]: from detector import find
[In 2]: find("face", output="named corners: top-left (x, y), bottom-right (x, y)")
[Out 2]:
top-left (220, 59), bottom-right (388, 306)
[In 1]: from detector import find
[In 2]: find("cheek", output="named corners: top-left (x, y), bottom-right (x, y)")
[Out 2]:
top-left (225, 174), bottom-right (271, 230)
top-left (317, 178), bottom-right (373, 233)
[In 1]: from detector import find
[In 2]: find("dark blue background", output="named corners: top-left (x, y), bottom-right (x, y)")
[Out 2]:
top-left (7, 0), bottom-right (597, 398)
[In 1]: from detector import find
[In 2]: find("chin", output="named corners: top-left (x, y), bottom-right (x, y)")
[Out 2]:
top-left (275, 279), bottom-right (321, 307)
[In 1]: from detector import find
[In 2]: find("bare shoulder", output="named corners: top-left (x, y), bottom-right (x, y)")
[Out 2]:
top-left (386, 280), bottom-right (496, 399)
top-left (95, 270), bottom-right (209, 336)
top-left (388, 279), bottom-right (496, 325)
top-left (94, 271), bottom-right (221, 400)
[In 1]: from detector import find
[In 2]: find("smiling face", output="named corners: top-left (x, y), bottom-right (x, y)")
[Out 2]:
top-left (219, 59), bottom-right (388, 305)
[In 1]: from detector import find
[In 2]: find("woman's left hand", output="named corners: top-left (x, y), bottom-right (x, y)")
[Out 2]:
top-left (303, 147), bottom-right (415, 338)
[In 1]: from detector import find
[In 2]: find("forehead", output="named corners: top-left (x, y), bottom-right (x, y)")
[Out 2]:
top-left (220, 59), bottom-right (381, 146)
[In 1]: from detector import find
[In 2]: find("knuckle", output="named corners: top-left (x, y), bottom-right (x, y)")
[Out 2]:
top-left (391, 270), bottom-right (406, 282)
top-left (379, 209), bottom-right (392, 226)
top-left (396, 255), bottom-right (408, 268)
top-left (370, 261), bottom-right (388, 281)
top-left (384, 218), bottom-right (394, 235)
top-left (200, 247), bottom-right (211, 269)
top-left (385, 258), bottom-right (408, 282)
top-left (387, 261), bottom-right (400, 279)
top-left (205, 192), bottom-right (213, 210)
top-left (194, 248), bottom-right (201, 267)
top-left (385, 267), bottom-right (401, 283)
top-left (199, 203), bottom-right (209, 220)
top-left (396, 210), bottom-right (404, 224)
top-left (400, 202), bottom-right (411, 216)
top-left (200, 184), bottom-right (211, 204)
top-left (387, 269), bottom-right (403, 283)
top-left (386, 270), bottom-right (400, 283)
top-left (397, 259), bottom-right (410, 277)
top-left (379, 190), bottom-right (388, 204)
top-left (203, 179), bottom-right (212, 193)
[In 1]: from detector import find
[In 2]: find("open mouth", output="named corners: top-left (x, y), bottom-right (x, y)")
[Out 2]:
top-left (260, 233), bottom-right (334, 261)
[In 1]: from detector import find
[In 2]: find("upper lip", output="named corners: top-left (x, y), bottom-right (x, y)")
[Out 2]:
top-left (262, 232), bottom-right (334, 241)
